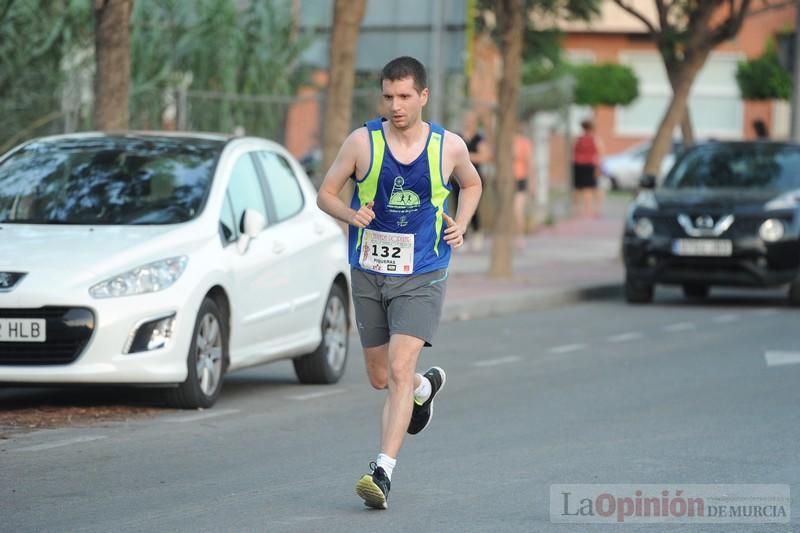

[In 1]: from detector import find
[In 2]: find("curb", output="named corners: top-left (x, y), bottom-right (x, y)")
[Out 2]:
top-left (441, 282), bottom-right (623, 322)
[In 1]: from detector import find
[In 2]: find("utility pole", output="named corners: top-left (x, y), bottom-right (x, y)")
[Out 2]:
top-left (430, 0), bottom-right (445, 124)
top-left (793, 3), bottom-right (800, 141)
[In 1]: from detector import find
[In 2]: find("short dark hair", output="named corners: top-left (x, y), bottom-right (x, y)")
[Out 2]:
top-left (380, 56), bottom-right (427, 93)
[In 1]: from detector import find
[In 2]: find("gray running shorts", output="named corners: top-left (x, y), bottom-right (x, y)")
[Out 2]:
top-left (351, 267), bottom-right (449, 348)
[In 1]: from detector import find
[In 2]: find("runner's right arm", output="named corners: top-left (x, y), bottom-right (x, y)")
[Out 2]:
top-left (317, 129), bottom-right (375, 229)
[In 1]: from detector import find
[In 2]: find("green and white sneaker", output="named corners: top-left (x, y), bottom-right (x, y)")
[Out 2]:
top-left (407, 366), bottom-right (446, 435)
top-left (355, 462), bottom-right (391, 509)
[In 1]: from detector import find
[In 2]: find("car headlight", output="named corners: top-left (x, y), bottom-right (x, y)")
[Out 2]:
top-left (759, 219), bottom-right (785, 243)
top-left (634, 217), bottom-right (654, 239)
top-left (89, 256), bottom-right (188, 299)
top-left (765, 190), bottom-right (800, 211)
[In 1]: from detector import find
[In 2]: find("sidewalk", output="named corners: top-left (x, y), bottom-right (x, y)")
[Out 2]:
top-left (443, 194), bottom-right (629, 321)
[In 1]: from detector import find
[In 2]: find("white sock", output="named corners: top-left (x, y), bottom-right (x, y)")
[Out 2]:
top-left (376, 453), bottom-right (396, 480)
top-left (413, 374), bottom-right (432, 404)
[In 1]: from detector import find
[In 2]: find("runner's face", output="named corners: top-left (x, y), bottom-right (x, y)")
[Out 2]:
top-left (382, 77), bottom-right (428, 130)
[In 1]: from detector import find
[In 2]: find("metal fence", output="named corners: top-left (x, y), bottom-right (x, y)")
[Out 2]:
top-left (0, 77), bottom-right (577, 231)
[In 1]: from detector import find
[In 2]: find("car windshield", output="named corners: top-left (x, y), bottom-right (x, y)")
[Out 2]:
top-left (0, 136), bottom-right (223, 225)
top-left (663, 143), bottom-right (800, 192)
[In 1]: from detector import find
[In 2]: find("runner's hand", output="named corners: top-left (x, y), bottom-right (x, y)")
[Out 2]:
top-left (443, 213), bottom-right (465, 249)
top-left (351, 201), bottom-right (375, 228)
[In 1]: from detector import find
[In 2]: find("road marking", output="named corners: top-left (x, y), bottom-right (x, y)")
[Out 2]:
top-left (171, 408), bottom-right (240, 423)
top-left (473, 356), bottom-right (522, 368)
top-left (712, 314), bottom-right (740, 324)
top-left (663, 322), bottom-right (696, 332)
top-left (287, 389), bottom-right (346, 401)
top-left (607, 332), bottom-right (644, 343)
top-left (754, 308), bottom-right (780, 317)
top-left (765, 351), bottom-right (800, 367)
top-left (13, 435), bottom-right (106, 452)
top-left (548, 343), bottom-right (587, 354)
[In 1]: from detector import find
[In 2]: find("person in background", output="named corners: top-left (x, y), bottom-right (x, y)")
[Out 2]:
top-left (572, 118), bottom-right (602, 218)
top-left (453, 110), bottom-right (491, 251)
top-left (513, 123), bottom-right (533, 250)
top-left (753, 118), bottom-right (769, 140)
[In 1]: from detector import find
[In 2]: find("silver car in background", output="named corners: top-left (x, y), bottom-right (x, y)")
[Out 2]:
top-left (600, 141), bottom-right (683, 190)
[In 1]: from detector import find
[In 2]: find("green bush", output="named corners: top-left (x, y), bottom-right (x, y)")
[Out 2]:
top-left (572, 63), bottom-right (638, 107)
top-left (736, 41), bottom-right (792, 101)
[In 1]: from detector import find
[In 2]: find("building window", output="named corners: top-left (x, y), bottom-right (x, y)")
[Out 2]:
top-left (616, 52), bottom-right (743, 139)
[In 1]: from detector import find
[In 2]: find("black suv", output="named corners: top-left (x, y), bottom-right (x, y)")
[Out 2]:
top-left (623, 141), bottom-right (800, 304)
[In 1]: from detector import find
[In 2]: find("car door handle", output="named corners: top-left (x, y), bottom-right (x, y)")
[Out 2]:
top-left (273, 241), bottom-right (286, 254)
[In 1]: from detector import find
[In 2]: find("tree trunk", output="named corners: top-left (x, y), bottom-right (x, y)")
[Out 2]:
top-left (321, 0), bottom-right (367, 175)
top-left (679, 110), bottom-right (695, 145)
top-left (93, 0), bottom-right (132, 130)
top-left (666, 66), bottom-right (696, 145)
top-left (644, 50), bottom-right (709, 178)
top-left (488, 0), bottom-right (524, 279)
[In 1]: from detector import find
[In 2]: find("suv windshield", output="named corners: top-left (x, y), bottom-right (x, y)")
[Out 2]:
top-left (663, 143), bottom-right (800, 192)
top-left (0, 136), bottom-right (223, 225)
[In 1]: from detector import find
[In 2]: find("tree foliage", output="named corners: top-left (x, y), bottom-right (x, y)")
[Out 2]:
top-left (129, 0), bottom-right (312, 136)
top-left (0, 0), bottom-right (92, 149)
top-left (736, 39), bottom-right (792, 101)
top-left (573, 63), bottom-right (638, 106)
top-left (1, 0), bottom-right (312, 150)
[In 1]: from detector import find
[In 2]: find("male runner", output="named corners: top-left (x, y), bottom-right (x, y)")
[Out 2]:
top-left (316, 56), bottom-right (482, 509)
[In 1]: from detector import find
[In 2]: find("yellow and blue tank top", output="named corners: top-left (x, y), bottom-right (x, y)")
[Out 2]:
top-left (349, 118), bottom-right (452, 275)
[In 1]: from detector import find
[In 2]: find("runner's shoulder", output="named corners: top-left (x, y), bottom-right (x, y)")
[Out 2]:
top-left (442, 128), bottom-right (469, 154)
top-left (346, 127), bottom-right (370, 147)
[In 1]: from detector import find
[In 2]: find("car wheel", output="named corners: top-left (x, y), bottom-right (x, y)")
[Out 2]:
top-left (788, 279), bottom-right (800, 307)
top-left (293, 283), bottom-right (349, 384)
top-left (625, 276), bottom-right (654, 304)
top-left (682, 283), bottom-right (710, 300)
top-left (166, 298), bottom-right (227, 409)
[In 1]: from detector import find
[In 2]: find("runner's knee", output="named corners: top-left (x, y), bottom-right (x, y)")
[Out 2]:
top-left (367, 368), bottom-right (388, 390)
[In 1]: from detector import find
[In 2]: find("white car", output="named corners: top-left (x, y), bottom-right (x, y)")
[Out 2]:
top-left (600, 140), bottom-right (683, 190)
top-left (0, 132), bottom-right (350, 408)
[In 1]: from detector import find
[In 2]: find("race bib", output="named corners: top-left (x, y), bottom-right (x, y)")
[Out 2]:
top-left (359, 229), bottom-right (415, 274)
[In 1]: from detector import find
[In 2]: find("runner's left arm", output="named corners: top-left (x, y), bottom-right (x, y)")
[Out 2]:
top-left (447, 135), bottom-right (483, 242)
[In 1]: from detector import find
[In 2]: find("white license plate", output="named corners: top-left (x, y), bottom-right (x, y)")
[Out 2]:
top-left (0, 318), bottom-right (47, 342)
top-left (672, 239), bottom-right (733, 257)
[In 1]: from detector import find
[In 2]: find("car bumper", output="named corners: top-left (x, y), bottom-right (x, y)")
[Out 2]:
top-left (623, 234), bottom-right (800, 287)
top-left (0, 290), bottom-right (197, 384)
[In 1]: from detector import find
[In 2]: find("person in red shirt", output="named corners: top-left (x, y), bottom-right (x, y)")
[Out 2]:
top-left (513, 126), bottom-right (533, 249)
top-left (572, 119), bottom-right (603, 217)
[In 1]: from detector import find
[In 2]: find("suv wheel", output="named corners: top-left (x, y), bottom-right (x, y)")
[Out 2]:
top-left (788, 279), bottom-right (800, 307)
top-left (625, 276), bottom-right (654, 304)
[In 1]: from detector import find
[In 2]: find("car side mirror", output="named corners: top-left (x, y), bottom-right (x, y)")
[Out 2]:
top-left (237, 209), bottom-right (267, 254)
top-left (242, 209), bottom-right (266, 238)
top-left (639, 174), bottom-right (656, 190)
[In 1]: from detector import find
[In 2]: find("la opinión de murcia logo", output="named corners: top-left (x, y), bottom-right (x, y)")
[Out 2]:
top-left (551, 485), bottom-right (791, 524)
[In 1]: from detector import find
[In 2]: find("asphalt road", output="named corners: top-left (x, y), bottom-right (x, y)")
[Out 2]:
top-left (1, 287), bottom-right (798, 532)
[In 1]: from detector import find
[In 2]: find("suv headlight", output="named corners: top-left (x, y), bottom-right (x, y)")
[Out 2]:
top-left (89, 256), bottom-right (188, 299)
top-left (759, 219), bottom-right (785, 243)
top-left (634, 217), bottom-right (655, 239)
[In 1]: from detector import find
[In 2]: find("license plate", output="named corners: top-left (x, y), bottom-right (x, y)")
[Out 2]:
top-left (672, 239), bottom-right (733, 257)
top-left (0, 318), bottom-right (47, 342)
